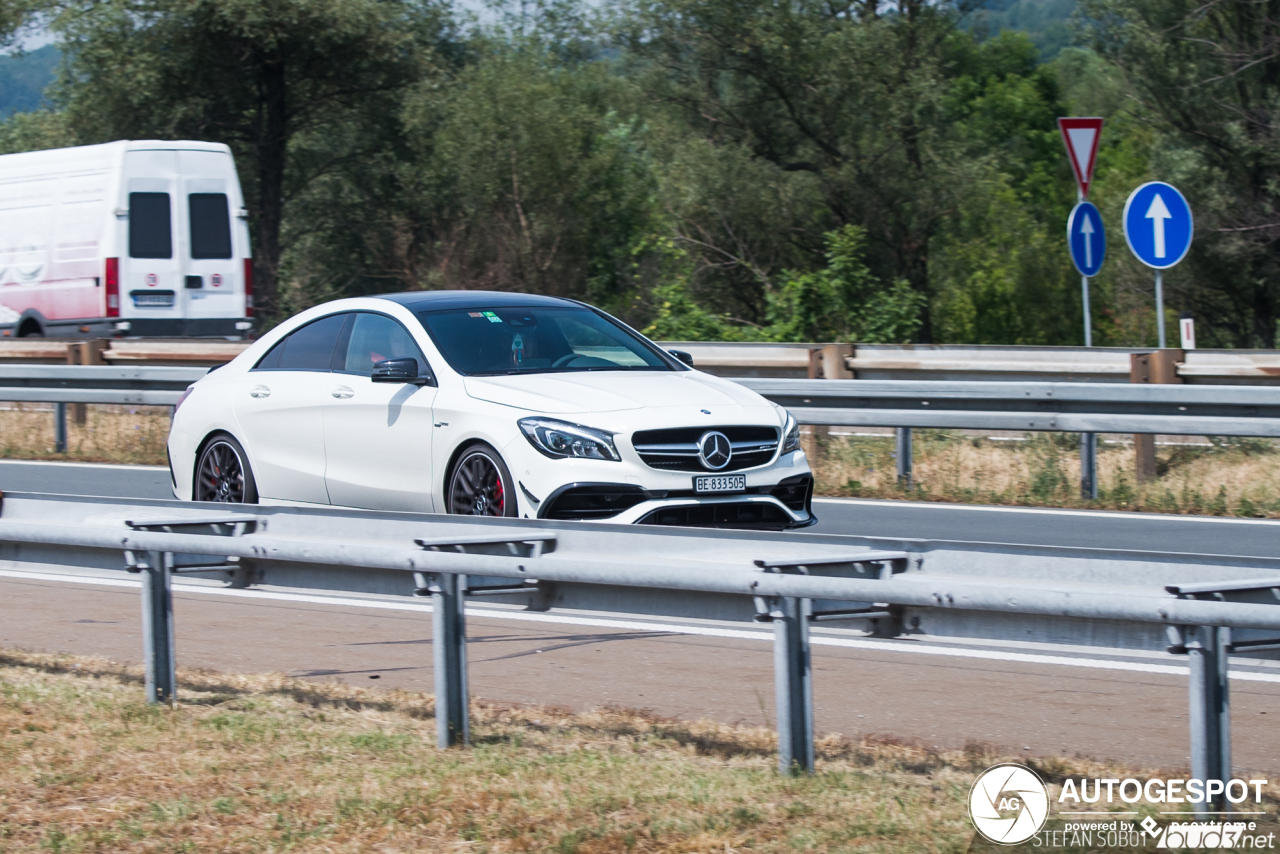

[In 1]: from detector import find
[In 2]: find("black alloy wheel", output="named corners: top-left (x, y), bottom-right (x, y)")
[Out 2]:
top-left (195, 435), bottom-right (258, 504)
top-left (447, 444), bottom-right (517, 517)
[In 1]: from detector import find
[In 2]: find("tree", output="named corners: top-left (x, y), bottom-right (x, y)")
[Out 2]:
top-left (1081, 0), bottom-right (1280, 346)
top-left (624, 0), bottom-right (975, 340)
top-left (51, 0), bottom-right (448, 319)
top-left (0, 0), bottom-right (42, 50)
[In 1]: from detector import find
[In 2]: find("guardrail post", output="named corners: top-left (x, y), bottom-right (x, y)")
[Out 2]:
top-left (772, 596), bottom-right (814, 774)
top-left (430, 572), bottom-right (469, 748)
top-left (1080, 432), bottom-right (1097, 500)
top-left (1130, 350), bottom-right (1183, 482)
top-left (54, 403), bottom-right (67, 453)
top-left (67, 339), bottom-right (106, 424)
top-left (1186, 625), bottom-right (1232, 816)
top-left (140, 550), bottom-right (177, 705)
top-left (895, 428), bottom-right (913, 489)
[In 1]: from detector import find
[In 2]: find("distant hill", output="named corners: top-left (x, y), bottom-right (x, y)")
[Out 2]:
top-left (0, 44), bottom-right (59, 116)
top-left (963, 0), bottom-right (1078, 61)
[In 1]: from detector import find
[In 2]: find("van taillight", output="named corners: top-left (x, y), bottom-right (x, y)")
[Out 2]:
top-left (243, 258), bottom-right (254, 317)
top-left (105, 258), bottom-right (119, 317)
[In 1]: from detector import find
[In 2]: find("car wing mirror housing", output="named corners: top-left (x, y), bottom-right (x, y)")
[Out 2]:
top-left (669, 349), bottom-right (694, 367)
top-left (372, 357), bottom-right (433, 386)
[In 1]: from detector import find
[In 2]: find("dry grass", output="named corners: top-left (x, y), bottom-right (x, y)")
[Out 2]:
top-left (2, 649), bottom-right (1260, 854)
top-left (0, 404), bottom-right (170, 466)
top-left (814, 431), bottom-right (1280, 517)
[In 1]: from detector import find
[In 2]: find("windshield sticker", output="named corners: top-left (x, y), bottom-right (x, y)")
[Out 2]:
top-left (468, 312), bottom-right (484, 318)
top-left (512, 333), bottom-right (524, 365)
top-left (483, 311), bottom-right (502, 323)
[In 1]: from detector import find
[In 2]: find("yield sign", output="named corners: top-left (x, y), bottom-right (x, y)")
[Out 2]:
top-left (1057, 117), bottom-right (1104, 198)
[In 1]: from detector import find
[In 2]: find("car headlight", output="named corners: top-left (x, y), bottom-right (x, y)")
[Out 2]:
top-left (518, 417), bottom-right (620, 461)
top-left (782, 411), bottom-right (800, 454)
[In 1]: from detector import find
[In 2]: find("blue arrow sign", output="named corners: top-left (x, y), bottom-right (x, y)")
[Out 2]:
top-left (1067, 201), bottom-right (1105, 277)
top-left (1123, 182), bottom-right (1193, 269)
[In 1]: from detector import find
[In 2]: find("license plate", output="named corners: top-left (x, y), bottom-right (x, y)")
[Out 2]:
top-left (694, 474), bottom-right (746, 494)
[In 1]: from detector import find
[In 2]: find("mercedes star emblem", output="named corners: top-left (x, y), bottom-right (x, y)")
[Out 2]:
top-left (698, 430), bottom-right (732, 470)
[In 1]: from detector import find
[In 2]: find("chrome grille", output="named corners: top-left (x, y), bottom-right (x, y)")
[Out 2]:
top-left (631, 425), bottom-right (779, 472)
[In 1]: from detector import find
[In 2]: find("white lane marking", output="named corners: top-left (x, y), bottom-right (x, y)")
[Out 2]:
top-left (5, 567), bottom-right (1280, 685)
top-left (0, 460), bottom-right (168, 472)
top-left (814, 496), bottom-right (1280, 527)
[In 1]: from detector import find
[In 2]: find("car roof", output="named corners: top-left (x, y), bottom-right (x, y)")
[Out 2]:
top-left (373, 291), bottom-right (583, 311)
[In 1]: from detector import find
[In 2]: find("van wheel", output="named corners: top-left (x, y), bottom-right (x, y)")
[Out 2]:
top-left (16, 320), bottom-right (42, 338)
top-left (446, 443), bottom-right (517, 517)
top-left (195, 434), bottom-right (259, 503)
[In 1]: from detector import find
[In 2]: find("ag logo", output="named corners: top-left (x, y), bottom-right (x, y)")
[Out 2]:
top-left (969, 764), bottom-right (1049, 845)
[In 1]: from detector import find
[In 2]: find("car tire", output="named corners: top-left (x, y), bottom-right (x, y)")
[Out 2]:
top-left (194, 433), bottom-right (259, 504)
top-left (446, 442), bottom-right (518, 517)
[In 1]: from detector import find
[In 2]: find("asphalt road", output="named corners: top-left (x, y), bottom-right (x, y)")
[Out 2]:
top-left (3, 458), bottom-right (1280, 556)
top-left (3, 459), bottom-right (1280, 771)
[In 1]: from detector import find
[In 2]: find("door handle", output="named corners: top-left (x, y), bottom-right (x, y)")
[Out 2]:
top-left (330, 386), bottom-right (354, 399)
top-left (249, 385), bottom-right (270, 398)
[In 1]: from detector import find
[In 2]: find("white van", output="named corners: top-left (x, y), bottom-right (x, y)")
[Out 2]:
top-left (0, 139), bottom-right (253, 338)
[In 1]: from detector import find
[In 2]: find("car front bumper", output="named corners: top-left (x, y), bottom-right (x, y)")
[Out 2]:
top-left (527, 471), bottom-right (815, 531)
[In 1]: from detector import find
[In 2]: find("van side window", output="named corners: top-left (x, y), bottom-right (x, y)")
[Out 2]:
top-left (129, 192), bottom-right (173, 259)
top-left (274, 313), bottom-right (348, 371)
top-left (189, 193), bottom-right (232, 259)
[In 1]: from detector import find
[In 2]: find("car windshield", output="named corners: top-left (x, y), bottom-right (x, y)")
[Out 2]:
top-left (416, 305), bottom-right (673, 376)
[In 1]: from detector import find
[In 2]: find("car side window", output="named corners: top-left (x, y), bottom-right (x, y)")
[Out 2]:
top-left (253, 313), bottom-right (348, 372)
top-left (342, 312), bottom-right (432, 379)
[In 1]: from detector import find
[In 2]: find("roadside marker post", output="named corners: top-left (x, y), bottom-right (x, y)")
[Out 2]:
top-left (1180, 313), bottom-right (1196, 350)
top-left (1123, 182), bottom-right (1193, 348)
top-left (1058, 117), bottom-right (1105, 500)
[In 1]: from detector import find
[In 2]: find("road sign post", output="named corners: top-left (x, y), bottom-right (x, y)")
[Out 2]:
top-left (1059, 118), bottom-right (1104, 500)
top-left (1058, 118), bottom-right (1104, 351)
top-left (1123, 182), bottom-right (1193, 348)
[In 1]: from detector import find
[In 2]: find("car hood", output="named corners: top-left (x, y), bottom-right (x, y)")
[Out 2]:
top-left (463, 370), bottom-right (766, 414)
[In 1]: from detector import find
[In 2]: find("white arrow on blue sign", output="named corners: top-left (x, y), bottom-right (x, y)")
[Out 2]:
top-left (1067, 201), bottom-right (1105, 277)
top-left (1123, 181), bottom-right (1193, 269)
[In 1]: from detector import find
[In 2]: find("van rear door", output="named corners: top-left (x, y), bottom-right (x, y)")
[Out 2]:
top-left (121, 150), bottom-right (181, 328)
top-left (178, 150), bottom-right (242, 325)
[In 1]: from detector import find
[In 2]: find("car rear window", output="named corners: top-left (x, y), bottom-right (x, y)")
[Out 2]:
top-left (416, 306), bottom-right (671, 376)
top-left (129, 192), bottom-right (172, 259)
top-left (189, 193), bottom-right (233, 259)
top-left (255, 313), bottom-right (348, 371)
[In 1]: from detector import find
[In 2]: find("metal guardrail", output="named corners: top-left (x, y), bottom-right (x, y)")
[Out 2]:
top-left (661, 342), bottom-right (1280, 385)
top-left (4, 366), bottom-right (1279, 435)
top-left (1, 491), bottom-right (1278, 805)
top-left (3, 366), bottom-right (1278, 489)
top-left (741, 378), bottom-right (1280, 437)
top-left (0, 365), bottom-right (203, 406)
top-left (9, 338), bottom-right (1280, 383)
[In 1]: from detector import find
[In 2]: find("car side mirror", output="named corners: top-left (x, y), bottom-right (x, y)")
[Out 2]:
top-left (669, 349), bottom-right (694, 367)
top-left (372, 357), bottom-right (430, 385)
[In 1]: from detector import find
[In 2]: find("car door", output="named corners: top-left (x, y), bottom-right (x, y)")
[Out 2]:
top-left (233, 312), bottom-right (348, 504)
top-left (323, 311), bottom-right (438, 512)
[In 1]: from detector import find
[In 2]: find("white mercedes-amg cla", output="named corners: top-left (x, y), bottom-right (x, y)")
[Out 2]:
top-left (168, 291), bottom-right (815, 529)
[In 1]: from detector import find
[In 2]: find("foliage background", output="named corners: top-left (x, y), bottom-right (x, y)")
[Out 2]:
top-left (0, 0), bottom-right (1272, 346)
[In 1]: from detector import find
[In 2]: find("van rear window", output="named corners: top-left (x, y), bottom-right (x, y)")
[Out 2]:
top-left (189, 193), bottom-right (232, 259)
top-left (129, 192), bottom-right (172, 259)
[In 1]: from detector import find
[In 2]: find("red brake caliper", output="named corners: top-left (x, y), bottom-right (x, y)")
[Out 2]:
top-left (493, 474), bottom-right (504, 513)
